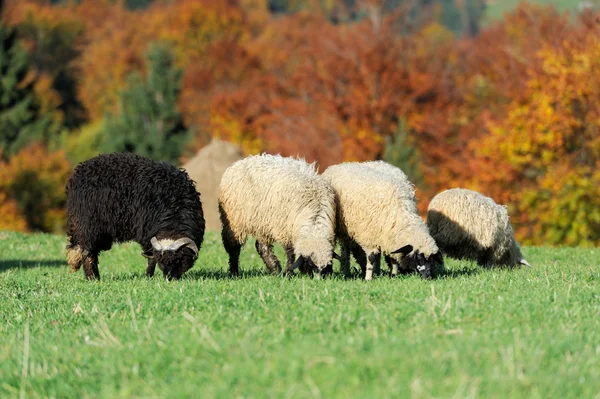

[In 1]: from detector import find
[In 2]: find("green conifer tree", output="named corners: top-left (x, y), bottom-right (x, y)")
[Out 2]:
top-left (102, 44), bottom-right (189, 164)
top-left (0, 21), bottom-right (50, 160)
top-left (383, 118), bottom-right (425, 188)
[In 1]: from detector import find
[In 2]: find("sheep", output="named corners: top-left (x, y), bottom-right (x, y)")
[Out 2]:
top-left (322, 162), bottom-right (444, 280)
top-left (65, 152), bottom-right (205, 281)
top-left (359, 161), bottom-right (419, 276)
top-left (426, 188), bottom-right (530, 268)
top-left (218, 153), bottom-right (336, 278)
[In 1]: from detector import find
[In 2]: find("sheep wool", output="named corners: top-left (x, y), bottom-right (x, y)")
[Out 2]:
top-left (362, 160), bottom-right (418, 212)
top-left (218, 153), bottom-right (336, 276)
top-left (322, 162), bottom-right (444, 280)
top-left (426, 188), bottom-right (530, 268)
top-left (65, 152), bottom-right (205, 280)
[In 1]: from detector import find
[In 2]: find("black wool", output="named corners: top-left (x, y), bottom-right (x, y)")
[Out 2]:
top-left (65, 152), bottom-right (205, 280)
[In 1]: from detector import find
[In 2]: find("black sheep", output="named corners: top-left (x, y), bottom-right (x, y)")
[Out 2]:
top-left (65, 152), bottom-right (205, 280)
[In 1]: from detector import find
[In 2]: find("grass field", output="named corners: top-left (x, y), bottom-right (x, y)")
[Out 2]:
top-left (0, 231), bottom-right (599, 398)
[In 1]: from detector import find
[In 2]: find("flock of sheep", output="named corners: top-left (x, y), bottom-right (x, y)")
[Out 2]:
top-left (65, 152), bottom-right (530, 281)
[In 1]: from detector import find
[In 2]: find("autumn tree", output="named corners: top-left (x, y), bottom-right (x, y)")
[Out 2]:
top-left (0, 143), bottom-right (71, 232)
top-left (461, 7), bottom-right (600, 246)
top-left (14, 3), bottom-right (88, 129)
top-left (102, 44), bottom-right (190, 164)
top-left (0, 21), bottom-right (50, 160)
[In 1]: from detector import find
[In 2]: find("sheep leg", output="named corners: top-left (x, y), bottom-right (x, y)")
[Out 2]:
top-left (255, 241), bottom-right (282, 274)
top-left (365, 250), bottom-right (381, 281)
top-left (373, 253), bottom-right (381, 276)
top-left (350, 241), bottom-right (367, 277)
top-left (339, 241), bottom-right (352, 277)
top-left (384, 254), bottom-right (398, 277)
top-left (146, 259), bottom-right (157, 277)
top-left (477, 250), bottom-right (493, 268)
top-left (284, 245), bottom-right (296, 275)
top-left (83, 253), bottom-right (100, 281)
top-left (66, 244), bottom-right (85, 273)
top-left (219, 205), bottom-right (241, 276)
top-left (222, 230), bottom-right (241, 277)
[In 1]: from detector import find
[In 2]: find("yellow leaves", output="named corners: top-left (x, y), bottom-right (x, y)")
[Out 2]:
top-left (210, 114), bottom-right (262, 155)
top-left (156, 1), bottom-right (248, 65)
top-left (467, 18), bottom-right (600, 246)
top-left (420, 22), bottom-right (454, 45)
top-left (0, 192), bottom-right (28, 232)
top-left (63, 121), bottom-right (105, 165)
top-left (0, 144), bottom-right (72, 233)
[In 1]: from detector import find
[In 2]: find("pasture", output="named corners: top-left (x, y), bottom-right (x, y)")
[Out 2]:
top-left (0, 231), bottom-right (599, 398)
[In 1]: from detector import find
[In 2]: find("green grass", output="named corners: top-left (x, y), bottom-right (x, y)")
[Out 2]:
top-left (0, 231), bottom-right (599, 398)
top-left (484, 0), bottom-right (599, 22)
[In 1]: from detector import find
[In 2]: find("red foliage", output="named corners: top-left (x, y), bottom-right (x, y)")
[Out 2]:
top-left (5, 1), bottom-right (600, 244)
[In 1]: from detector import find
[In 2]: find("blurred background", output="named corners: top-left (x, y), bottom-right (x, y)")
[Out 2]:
top-left (0, 0), bottom-right (598, 246)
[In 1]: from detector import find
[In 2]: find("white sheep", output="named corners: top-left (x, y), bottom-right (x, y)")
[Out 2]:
top-left (322, 162), bottom-right (444, 280)
top-left (426, 188), bottom-right (531, 268)
top-left (360, 161), bottom-right (420, 275)
top-left (218, 153), bottom-right (336, 277)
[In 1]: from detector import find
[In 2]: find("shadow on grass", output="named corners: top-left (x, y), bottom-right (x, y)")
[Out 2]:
top-left (105, 268), bottom-right (272, 282)
top-left (440, 266), bottom-right (481, 278)
top-left (336, 264), bottom-right (482, 280)
top-left (71, 265), bottom-right (485, 282)
top-left (186, 269), bottom-right (272, 280)
top-left (0, 259), bottom-right (65, 272)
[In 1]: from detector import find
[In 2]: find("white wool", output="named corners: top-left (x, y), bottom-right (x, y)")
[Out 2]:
top-left (322, 162), bottom-right (438, 258)
top-left (361, 160), bottom-right (418, 212)
top-left (218, 153), bottom-right (336, 269)
top-left (426, 188), bottom-right (527, 267)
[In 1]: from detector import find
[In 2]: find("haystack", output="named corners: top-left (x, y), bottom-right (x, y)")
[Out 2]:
top-left (182, 140), bottom-right (244, 231)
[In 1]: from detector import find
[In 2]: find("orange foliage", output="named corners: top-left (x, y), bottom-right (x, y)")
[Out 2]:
top-left (210, 12), bottom-right (455, 168)
top-left (74, 0), bottom-right (251, 120)
top-left (4, 1), bottom-right (600, 244)
top-left (465, 11), bottom-right (600, 245)
top-left (0, 143), bottom-right (72, 233)
top-left (0, 192), bottom-right (28, 232)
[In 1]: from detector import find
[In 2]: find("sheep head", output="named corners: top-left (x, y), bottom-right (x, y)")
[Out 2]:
top-left (392, 245), bottom-right (445, 280)
top-left (142, 236), bottom-right (199, 280)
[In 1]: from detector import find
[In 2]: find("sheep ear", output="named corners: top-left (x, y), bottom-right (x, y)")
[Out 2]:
top-left (432, 252), bottom-right (444, 265)
top-left (141, 250), bottom-right (154, 259)
top-left (291, 256), bottom-right (304, 271)
top-left (332, 251), bottom-right (342, 261)
top-left (391, 245), bottom-right (413, 255)
top-left (520, 258), bottom-right (532, 267)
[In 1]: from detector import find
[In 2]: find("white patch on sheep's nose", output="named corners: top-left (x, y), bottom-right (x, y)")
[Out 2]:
top-left (417, 265), bottom-right (426, 272)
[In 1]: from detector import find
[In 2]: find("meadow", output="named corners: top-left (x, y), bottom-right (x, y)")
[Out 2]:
top-left (0, 230), bottom-right (599, 398)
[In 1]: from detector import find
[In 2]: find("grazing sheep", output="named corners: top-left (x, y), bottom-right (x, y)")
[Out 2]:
top-left (426, 188), bottom-right (530, 268)
top-left (322, 162), bottom-right (444, 280)
top-left (66, 152), bottom-right (205, 280)
top-left (218, 154), bottom-right (336, 277)
top-left (359, 161), bottom-right (419, 276)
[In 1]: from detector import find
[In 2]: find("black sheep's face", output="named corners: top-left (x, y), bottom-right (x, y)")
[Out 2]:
top-left (143, 237), bottom-right (199, 280)
top-left (392, 245), bottom-right (444, 280)
top-left (153, 248), bottom-right (197, 280)
top-left (291, 256), bottom-right (334, 279)
top-left (404, 250), bottom-right (444, 280)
